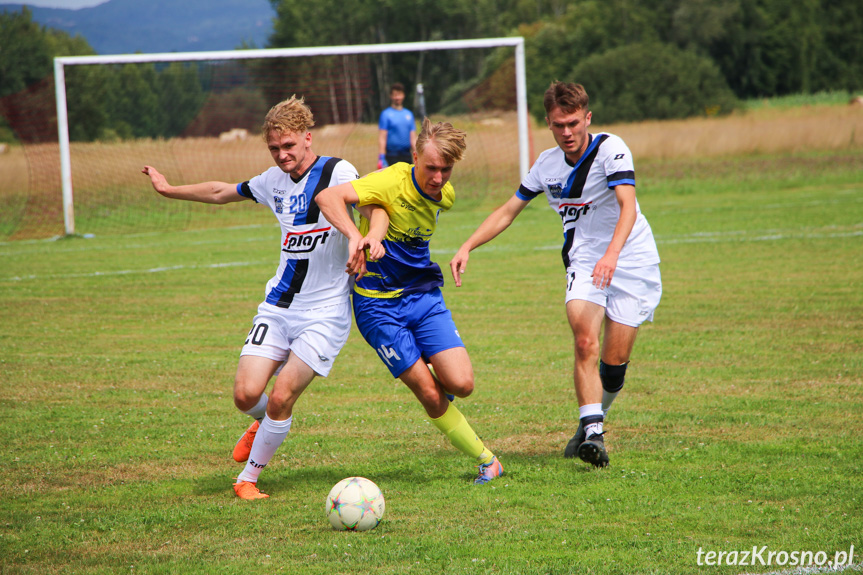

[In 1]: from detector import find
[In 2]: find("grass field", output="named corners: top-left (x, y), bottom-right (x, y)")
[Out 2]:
top-left (1, 140), bottom-right (862, 572)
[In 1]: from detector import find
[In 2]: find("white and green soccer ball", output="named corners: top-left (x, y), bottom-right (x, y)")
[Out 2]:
top-left (326, 477), bottom-right (385, 531)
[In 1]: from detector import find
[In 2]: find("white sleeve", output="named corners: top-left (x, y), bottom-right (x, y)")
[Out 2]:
top-left (333, 160), bottom-right (360, 185)
top-left (243, 169), bottom-right (273, 204)
top-left (602, 136), bottom-right (635, 188)
top-left (517, 157), bottom-right (546, 200)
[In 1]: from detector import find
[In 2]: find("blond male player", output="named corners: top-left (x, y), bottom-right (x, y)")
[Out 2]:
top-left (450, 82), bottom-right (661, 468)
top-left (143, 96), bottom-right (386, 499)
top-left (316, 118), bottom-right (504, 484)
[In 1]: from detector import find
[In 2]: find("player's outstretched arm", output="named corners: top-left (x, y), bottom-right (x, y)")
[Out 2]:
top-left (450, 195), bottom-right (529, 287)
top-left (141, 166), bottom-right (243, 205)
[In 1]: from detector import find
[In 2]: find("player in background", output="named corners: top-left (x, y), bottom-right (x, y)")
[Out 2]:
top-left (316, 118), bottom-right (505, 485)
top-left (142, 96), bottom-right (387, 499)
top-left (450, 82), bottom-right (662, 468)
top-left (377, 82), bottom-right (417, 169)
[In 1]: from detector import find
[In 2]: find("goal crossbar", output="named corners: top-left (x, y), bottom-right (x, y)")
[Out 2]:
top-left (53, 38), bottom-right (529, 235)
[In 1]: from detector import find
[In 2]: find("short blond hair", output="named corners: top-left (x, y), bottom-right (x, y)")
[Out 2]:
top-left (261, 95), bottom-right (315, 139)
top-left (416, 117), bottom-right (467, 165)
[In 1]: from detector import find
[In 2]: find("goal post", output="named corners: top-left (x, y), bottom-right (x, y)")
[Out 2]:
top-left (53, 38), bottom-right (529, 237)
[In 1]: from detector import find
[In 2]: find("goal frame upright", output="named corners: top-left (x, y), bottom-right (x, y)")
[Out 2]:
top-left (54, 38), bottom-right (530, 236)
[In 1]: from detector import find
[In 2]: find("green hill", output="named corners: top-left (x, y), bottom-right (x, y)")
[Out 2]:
top-left (3, 0), bottom-right (274, 54)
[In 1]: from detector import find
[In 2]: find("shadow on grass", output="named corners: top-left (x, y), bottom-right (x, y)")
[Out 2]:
top-left (191, 450), bottom-right (609, 499)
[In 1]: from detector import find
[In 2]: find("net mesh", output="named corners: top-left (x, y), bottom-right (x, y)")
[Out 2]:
top-left (0, 48), bottom-right (525, 241)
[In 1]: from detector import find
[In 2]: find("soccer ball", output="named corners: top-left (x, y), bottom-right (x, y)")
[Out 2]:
top-left (325, 477), bottom-right (385, 531)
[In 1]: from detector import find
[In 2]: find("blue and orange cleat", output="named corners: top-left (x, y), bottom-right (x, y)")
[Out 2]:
top-left (474, 456), bottom-right (504, 485)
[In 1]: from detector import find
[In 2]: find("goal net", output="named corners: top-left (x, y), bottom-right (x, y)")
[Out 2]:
top-left (0, 39), bottom-right (528, 240)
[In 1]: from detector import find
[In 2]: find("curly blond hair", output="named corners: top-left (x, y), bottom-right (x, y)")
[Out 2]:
top-left (261, 95), bottom-right (315, 139)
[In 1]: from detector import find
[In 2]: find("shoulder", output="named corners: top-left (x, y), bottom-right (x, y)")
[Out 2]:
top-left (380, 162), bottom-right (412, 186)
top-left (593, 134), bottom-right (635, 179)
top-left (522, 147), bottom-right (564, 189)
top-left (244, 166), bottom-right (288, 202)
top-left (595, 132), bottom-right (631, 154)
top-left (355, 163), bottom-right (409, 194)
top-left (261, 165), bottom-right (286, 178)
top-left (328, 157), bottom-right (359, 179)
top-left (250, 166), bottom-right (287, 187)
top-left (589, 133), bottom-right (631, 165)
top-left (533, 146), bottom-right (565, 170)
top-left (314, 157), bottom-right (359, 187)
top-left (538, 145), bottom-right (564, 161)
top-left (597, 132), bottom-right (626, 144)
top-left (440, 182), bottom-right (456, 207)
top-left (378, 108), bottom-right (393, 126)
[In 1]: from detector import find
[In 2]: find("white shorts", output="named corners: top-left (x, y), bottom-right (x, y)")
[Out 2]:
top-left (565, 264), bottom-right (662, 328)
top-left (239, 300), bottom-right (352, 377)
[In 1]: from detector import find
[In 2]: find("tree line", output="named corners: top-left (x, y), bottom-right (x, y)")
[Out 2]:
top-left (1, 0), bottom-right (861, 143)
top-left (0, 8), bottom-right (208, 142)
top-left (269, 0), bottom-right (861, 123)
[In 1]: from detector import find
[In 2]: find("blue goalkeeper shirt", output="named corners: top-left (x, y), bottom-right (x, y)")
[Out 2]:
top-left (378, 107), bottom-right (416, 155)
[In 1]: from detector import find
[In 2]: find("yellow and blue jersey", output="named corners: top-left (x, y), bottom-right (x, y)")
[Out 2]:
top-left (351, 163), bottom-right (454, 298)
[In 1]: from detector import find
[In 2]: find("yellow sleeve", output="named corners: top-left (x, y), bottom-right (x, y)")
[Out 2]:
top-left (350, 168), bottom-right (398, 209)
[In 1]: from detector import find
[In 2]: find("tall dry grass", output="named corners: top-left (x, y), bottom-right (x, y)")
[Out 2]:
top-left (2, 104), bottom-right (861, 240)
top-left (552, 103), bottom-right (863, 160)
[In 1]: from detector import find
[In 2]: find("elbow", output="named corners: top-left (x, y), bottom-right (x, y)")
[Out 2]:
top-left (313, 188), bottom-right (332, 207)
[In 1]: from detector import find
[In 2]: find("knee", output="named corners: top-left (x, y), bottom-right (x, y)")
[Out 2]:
top-left (447, 373), bottom-right (474, 398)
top-left (573, 335), bottom-right (599, 360)
top-left (600, 360), bottom-right (628, 393)
top-left (233, 375), bottom-right (260, 412)
top-left (233, 393), bottom-right (257, 412)
top-left (267, 387), bottom-right (298, 412)
top-left (413, 385), bottom-right (446, 414)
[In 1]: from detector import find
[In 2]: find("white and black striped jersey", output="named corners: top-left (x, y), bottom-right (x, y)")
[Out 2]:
top-left (238, 156), bottom-right (358, 310)
top-left (517, 133), bottom-right (660, 270)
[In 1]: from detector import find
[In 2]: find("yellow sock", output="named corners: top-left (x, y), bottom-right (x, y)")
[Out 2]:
top-left (431, 403), bottom-right (494, 464)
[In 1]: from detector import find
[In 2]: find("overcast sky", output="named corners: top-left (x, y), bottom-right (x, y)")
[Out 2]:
top-left (0, 0), bottom-right (108, 8)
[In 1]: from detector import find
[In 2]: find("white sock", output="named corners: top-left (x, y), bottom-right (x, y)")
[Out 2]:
top-left (584, 421), bottom-right (604, 437)
top-left (236, 415), bottom-right (292, 483)
top-left (579, 403), bottom-right (603, 420)
top-left (243, 393), bottom-right (268, 421)
top-left (579, 403), bottom-right (604, 437)
top-left (601, 390), bottom-right (619, 417)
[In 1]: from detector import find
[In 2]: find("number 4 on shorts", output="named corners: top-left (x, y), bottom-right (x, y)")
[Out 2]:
top-left (377, 344), bottom-right (401, 367)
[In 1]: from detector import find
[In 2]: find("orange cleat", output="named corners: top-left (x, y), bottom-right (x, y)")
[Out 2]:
top-left (474, 456), bottom-right (504, 485)
top-left (232, 420), bottom-right (259, 462)
top-left (233, 480), bottom-right (269, 500)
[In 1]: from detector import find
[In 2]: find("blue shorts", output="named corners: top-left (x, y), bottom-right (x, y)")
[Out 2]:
top-left (352, 288), bottom-right (465, 378)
